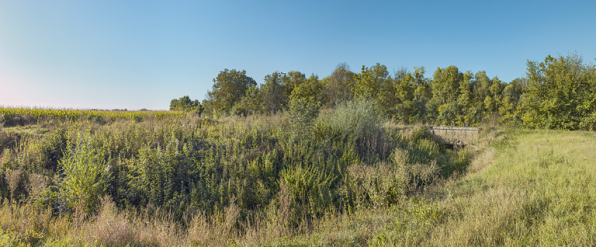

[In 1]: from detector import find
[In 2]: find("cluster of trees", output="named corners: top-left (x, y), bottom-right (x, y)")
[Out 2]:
top-left (169, 95), bottom-right (203, 114)
top-left (172, 53), bottom-right (596, 130)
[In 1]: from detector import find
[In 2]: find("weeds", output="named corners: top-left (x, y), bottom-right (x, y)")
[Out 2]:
top-left (0, 104), bottom-right (477, 246)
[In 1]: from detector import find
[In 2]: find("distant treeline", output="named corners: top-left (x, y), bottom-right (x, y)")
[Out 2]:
top-left (172, 53), bottom-right (596, 130)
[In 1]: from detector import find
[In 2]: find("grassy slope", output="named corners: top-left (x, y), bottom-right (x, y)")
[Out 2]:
top-left (274, 129), bottom-right (596, 246)
top-left (422, 129), bottom-right (596, 246)
top-left (2, 127), bottom-right (595, 246)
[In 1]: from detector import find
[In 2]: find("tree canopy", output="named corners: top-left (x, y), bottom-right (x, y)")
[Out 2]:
top-left (204, 69), bottom-right (256, 114)
top-left (173, 54), bottom-right (596, 130)
top-left (169, 96), bottom-right (203, 114)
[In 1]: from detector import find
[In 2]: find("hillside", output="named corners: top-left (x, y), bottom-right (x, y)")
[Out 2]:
top-left (1, 108), bottom-right (595, 246)
top-left (280, 129), bottom-right (596, 246)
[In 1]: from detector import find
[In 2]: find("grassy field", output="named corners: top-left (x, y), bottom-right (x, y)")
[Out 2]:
top-left (1, 106), bottom-right (595, 246)
top-left (281, 129), bottom-right (596, 246)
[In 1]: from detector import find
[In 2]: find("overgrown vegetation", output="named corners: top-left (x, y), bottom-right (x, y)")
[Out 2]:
top-left (1, 53), bottom-right (595, 246)
top-left (0, 100), bottom-right (473, 246)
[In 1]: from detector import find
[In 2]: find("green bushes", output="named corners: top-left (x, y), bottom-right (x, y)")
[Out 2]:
top-left (57, 131), bottom-right (108, 213)
top-left (0, 105), bottom-right (472, 245)
top-left (40, 129), bottom-right (67, 172)
top-left (314, 100), bottom-right (389, 163)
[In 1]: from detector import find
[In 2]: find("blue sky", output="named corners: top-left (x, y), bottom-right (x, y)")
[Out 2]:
top-left (1, 1), bottom-right (595, 110)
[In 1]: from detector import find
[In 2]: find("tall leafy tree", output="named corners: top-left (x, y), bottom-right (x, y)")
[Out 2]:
top-left (233, 85), bottom-right (263, 115)
top-left (322, 63), bottom-right (355, 106)
top-left (394, 69), bottom-right (416, 123)
top-left (412, 67), bottom-right (432, 102)
top-left (522, 54), bottom-right (596, 129)
top-left (498, 79), bottom-right (524, 124)
top-left (282, 71), bottom-right (306, 99)
top-left (473, 71), bottom-right (492, 104)
top-left (411, 67), bottom-right (432, 123)
top-left (205, 69), bottom-right (256, 114)
top-left (353, 63), bottom-right (396, 116)
top-left (427, 66), bottom-right (463, 125)
top-left (288, 75), bottom-right (322, 141)
top-left (170, 96), bottom-right (203, 114)
top-left (261, 72), bottom-right (287, 113)
top-left (353, 63), bottom-right (391, 100)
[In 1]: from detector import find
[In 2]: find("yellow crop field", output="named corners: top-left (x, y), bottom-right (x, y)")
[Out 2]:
top-left (0, 107), bottom-right (185, 124)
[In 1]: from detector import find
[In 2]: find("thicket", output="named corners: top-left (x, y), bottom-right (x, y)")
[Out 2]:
top-left (169, 96), bottom-right (203, 114)
top-left (196, 53), bottom-right (596, 130)
top-left (0, 100), bottom-right (469, 245)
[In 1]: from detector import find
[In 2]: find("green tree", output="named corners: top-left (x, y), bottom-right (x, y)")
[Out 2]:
top-left (321, 63), bottom-right (355, 106)
top-left (394, 69), bottom-right (416, 123)
top-left (205, 69), bottom-right (256, 114)
top-left (290, 75), bottom-right (323, 102)
top-left (457, 71), bottom-right (476, 125)
top-left (412, 67), bottom-right (432, 103)
top-left (261, 72), bottom-right (287, 113)
top-left (522, 54), bottom-right (596, 129)
top-left (473, 71), bottom-right (492, 104)
top-left (499, 79), bottom-right (524, 125)
top-left (282, 71), bottom-right (306, 99)
top-left (412, 67), bottom-right (432, 123)
top-left (353, 63), bottom-right (391, 100)
top-left (170, 95), bottom-right (203, 114)
top-left (233, 85), bottom-right (263, 115)
top-left (353, 63), bottom-right (396, 116)
top-left (427, 66), bottom-right (464, 125)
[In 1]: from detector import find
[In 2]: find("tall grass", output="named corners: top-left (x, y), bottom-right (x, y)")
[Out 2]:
top-left (0, 103), bottom-right (475, 246)
top-left (352, 129), bottom-right (596, 246)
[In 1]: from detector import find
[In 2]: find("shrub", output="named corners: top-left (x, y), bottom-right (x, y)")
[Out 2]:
top-left (40, 129), bottom-right (67, 172)
top-left (289, 97), bottom-right (320, 142)
top-left (314, 100), bottom-right (389, 163)
top-left (57, 130), bottom-right (107, 213)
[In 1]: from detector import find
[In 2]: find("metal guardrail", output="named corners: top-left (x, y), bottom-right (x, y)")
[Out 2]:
top-left (430, 126), bottom-right (480, 147)
top-left (430, 126), bottom-right (479, 131)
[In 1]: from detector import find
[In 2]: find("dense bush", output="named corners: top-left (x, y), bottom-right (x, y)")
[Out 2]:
top-left (0, 103), bottom-right (470, 246)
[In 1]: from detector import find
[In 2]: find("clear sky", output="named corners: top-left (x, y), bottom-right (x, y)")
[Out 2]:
top-left (1, 1), bottom-right (595, 110)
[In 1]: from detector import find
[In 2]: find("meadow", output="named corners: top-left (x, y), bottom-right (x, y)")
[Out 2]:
top-left (1, 105), bottom-right (595, 246)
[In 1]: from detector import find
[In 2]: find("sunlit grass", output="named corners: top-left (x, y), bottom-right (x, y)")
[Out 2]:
top-left (308, 129), bottom-right (596, 246)
top-left (2, 106), bottom-right (595, 246)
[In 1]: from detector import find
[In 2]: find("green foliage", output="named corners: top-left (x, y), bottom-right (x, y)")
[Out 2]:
top-left (58, 130), bottom-right (107, 213)
top-left (205, 69), bottom-right (257, 114)
top-left (353, 63), bottom-right (390, 101)
top-left (282, 71), bottom-right (307, 98)
top-left (40, 129), bottom-right (68, 172)
top-left (287, 75), bottom-right (323, 141)
top-left (523, 54), bottom-right (596, 130)
top-left (289, 97), bottom-right (320, 142)
top-left (314, 100), bottom-right (388, 164)
top-left (233, 84), bottom-right (263, 115)
top-left (260, 72), bottom-right (287, 113)
top-left (203, 53), bottom-right (595, 130)
top-left (352, 63), bottom-right (398, 117)
top-left (169, 95), bottom-right (203, 114)
top-left (321, 63), bottom-right (355, 107)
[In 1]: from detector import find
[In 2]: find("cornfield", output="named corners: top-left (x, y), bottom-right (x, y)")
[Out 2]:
top-left (0, 107), bottom-right (186, 125)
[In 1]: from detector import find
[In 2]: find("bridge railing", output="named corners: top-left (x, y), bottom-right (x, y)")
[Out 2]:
top-left (430, 126), bottom-right (480, 147)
